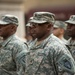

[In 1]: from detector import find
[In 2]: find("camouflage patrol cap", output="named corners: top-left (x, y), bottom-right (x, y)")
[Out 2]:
top-left (30, 12), bottom-right (55, 25)
top-left (54, 21), bottom-right (67, 30)
top-left (26, 17), bottom-right (33, 26)
top-left (65, 15), bottom-right (75, 24)
top-left (0, 14), bottom-right (19, 26)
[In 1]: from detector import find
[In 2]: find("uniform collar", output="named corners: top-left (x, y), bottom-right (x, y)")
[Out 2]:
top-left (0, 34), bottom-right (15, 47)
top-left (30, 34), bottom-right (53, 49)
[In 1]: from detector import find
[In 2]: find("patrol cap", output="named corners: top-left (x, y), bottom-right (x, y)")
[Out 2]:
top-left (26, 17), bottom-right (33, 26)
top-left (30, 12), bottom-right (55, 24)
top-left (54, 21), bottom-right (67, 30)
top-left (65, 15), bottom-right (75, 24)
top-left (0, 14), bottom-right (19, 26)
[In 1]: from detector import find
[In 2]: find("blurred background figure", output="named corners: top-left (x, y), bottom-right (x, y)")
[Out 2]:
top-left (26, 16), bottom-right (36, 42)
top-left (53, 20), bottom-right (67, 44)
top-left (65, 15), bottom-right (75, 59)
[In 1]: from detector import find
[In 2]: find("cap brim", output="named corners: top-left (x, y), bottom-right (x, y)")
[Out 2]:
top-left (30, 19), bottom-right (47, 24)
top-left (0, 20), bottom-right (9, 25)
top-left (65, 20), bottom-right (75, 24)
top-left (26, 23), bottom-right (31, 26)
top-left (53, 25), bottom-right (59, 28)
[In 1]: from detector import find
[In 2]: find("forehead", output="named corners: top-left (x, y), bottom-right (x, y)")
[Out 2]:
top-left (67, 23), bottom-right (75, 26)
top-left (0, 25), bottom-right (7, 27)
top-left (30, 22), bottom-right (47, 26)
top-left (0, 24), bottom-right (10, 27)
top-left (53, 27), bottom-right (61, 30)
top-left (31, 22), bottom-right (40, 25)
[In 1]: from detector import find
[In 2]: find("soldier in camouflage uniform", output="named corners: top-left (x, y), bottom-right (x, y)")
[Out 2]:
top-left (65, 15), bottom-right (75, 61)
top-left (0, 14), bottom-right (29, 75)
top-left (53, 20), bottom-right (68, 45)
top-left (25, 12), bottom-right (75, 75)
top-left (26, 16), bottom-right (37, 45)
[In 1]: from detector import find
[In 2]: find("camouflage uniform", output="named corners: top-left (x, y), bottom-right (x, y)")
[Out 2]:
top-left (25, 34), bottom-right (75, 75)
top-left (65, 15), bottom-right (75, 60)
top-left (0, 14), bottom-right (29, 75)
top-left (67, 39), bottom-right (75, 60)
top-left (0, 34), bottom-right (28, 75)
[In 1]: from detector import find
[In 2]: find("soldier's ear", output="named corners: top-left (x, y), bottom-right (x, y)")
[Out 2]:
top-left (47, 23), bottom-right (53, 28)
top-left (10, 25), bottom-right (17, 32)
top-left (46, 24), bottom-right (53, 31)
top-left (60, 28), bottom-right (64, 34)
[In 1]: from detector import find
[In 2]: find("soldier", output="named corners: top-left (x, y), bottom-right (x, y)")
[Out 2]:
top-left (0, 14), bottom-right (29, 75)
top-left (26, 16), bottom-right (37, 46)
top-left (26, 17), bottom-right (36, 41)
top-left (65, 15), bottom-right (75, 60)
top-left (53, 20), bottom-right (68, 45)
top-left (25, 12), bottom-right (75, 75)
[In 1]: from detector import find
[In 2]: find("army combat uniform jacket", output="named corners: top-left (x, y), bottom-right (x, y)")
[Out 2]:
top-left (0, 34), bottom-right (29, 75)
top-left (67, 38), bottom-right (75, 61)
top-left (25, 34), bottom-right (75, 75)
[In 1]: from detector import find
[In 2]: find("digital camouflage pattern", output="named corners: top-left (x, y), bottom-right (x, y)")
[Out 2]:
top-left (0, 34), bottom-right (29, 75)
top-left (30, 12), bottom-right (55, 24)
top-left (65, 15), bottom-right (75, 25)
top-left (25, 34), bottom-right (75, 75)
top-left (54, 21), bottom-right (67, 30)
top-left (67, 39), bottom-right (75, 61)
top-left (0, 14), bottom-right (19, 26)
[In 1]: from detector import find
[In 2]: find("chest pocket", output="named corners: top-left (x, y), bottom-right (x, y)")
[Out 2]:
top-left (0, 44), bottom-right (15, 70)
top-left (0, 47), bottom-right (12, 63)
top-left (26, 48), bottom-right (45, 74)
